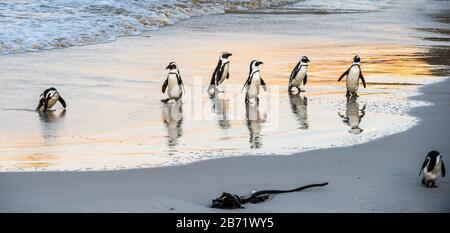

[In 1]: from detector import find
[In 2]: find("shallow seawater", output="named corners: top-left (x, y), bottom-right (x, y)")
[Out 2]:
top-left (0, 0), bottom-right (448, 171)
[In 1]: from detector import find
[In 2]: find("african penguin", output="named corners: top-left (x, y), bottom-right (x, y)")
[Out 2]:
top-left (208, 52), bottom-right (232, 97)
top-left (161, 62), bottom-right (185, 103)
top-left (288, 56), bottom-right (310, 93)
top-left (338, 55), bottom-right (367, 97)
top-left (419, 151), bottom-right (446, 188)
top-left (242, 60), bottom-right (267, 104)
top-left (36, 87), bottom-right (67, 112)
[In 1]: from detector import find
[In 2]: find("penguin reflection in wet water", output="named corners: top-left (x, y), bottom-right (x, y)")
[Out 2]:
top-left (288, 56), bottom-right (310, 93)
top-left (161, 62), bottom-right (185, 103)
top-left (162, 101), bottom-right (183, 147)
top-left (338, 55), bottom-right (366, 97)
top-left (36, 87), bottom-right (67, 112)
top-left (338, 96), bottom-right (366, 134)
top-left (211, 95), bottom-right (231, 129)
top-left (242, 60), bottom-right (267, 104)
top-left (288, 92), bottom-right (309, 130)
top-left (419, 150), bottom-right (446, 188)
top-left (245, 102), bottom-right (266, 149)
top-left (208, 52), bottom-right (232, 97)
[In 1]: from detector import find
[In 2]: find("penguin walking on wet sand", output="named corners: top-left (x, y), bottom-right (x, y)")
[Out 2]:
top-left (288, 56), bottom-right (310, 93)
top-left (36, 87), bottom-right (67, 112)
top-left (242, 60), bottom-right (267, 104)
top-left (419, 150), bottom-right (446, 188)
top-left (208, 52), bottom-right (232, 97)
top-left (338, 55), bottom-right (366, 97)
top-left (161, 62), bottom-right (185, 103)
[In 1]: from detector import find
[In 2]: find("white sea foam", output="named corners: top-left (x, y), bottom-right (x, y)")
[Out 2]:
top-left (0, 0), bottom-right (299, 55)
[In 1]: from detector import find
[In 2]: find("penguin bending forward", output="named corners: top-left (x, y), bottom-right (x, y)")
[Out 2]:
top-left (419, 150), bottom-right (446, 188)
top-left (338, 55), bottom-right (366, 97)
top-left (288, 56), bottom-right (310, 93)
top-left (208, 52), bottom-right (232, 97)
top-left (36, 87), bottom-right (67, 112)
top-left (161, 62), bottom-right (185, 103)
top-left (242, 60), bottom-right (267, 104)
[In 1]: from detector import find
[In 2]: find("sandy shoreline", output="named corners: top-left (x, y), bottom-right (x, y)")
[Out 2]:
top-left (1, 76), bottom-right (449, 212)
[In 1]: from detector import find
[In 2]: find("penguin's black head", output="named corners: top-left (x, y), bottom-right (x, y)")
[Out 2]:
top-left (301, 56), bottom-right (310, 63)
top-left (353, 55), bottom-right (360, 63)
top-left (251, 60), bottom-right (263, 67)
top-left (221, 52), bottom-right (232, 59)
top-left (427, 150), bottom-right (441, 159)
top-left (166, 62), bottom-right (177, 70)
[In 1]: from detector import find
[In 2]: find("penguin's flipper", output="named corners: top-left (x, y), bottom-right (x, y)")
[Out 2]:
top-left (36, 99), bottom-right (44, 111)
top-left (359, 71), bottom-right (367, 88)
top-left (58, 96), bottom-right (67, 108)
top-left (289, 62), bottom-right (301, 82)
top-left (303, 73), bottom-right (307, 85)
top-left (419, 157), bottom-right (429, 176)
top-left (43, 101), bottom-right (48, 112)
top-left (162, 78), bottom-right (169, 93)
top-left (338, 67), bottom-right (350, 82)
top-left (442, 161), bottom-right (446, 177)
top-left (261, 78), bottom-right (267, 91)
top-left (177, 74), bottom-right (185, 94)
top-left (241, 76), bottom-right (252, 93)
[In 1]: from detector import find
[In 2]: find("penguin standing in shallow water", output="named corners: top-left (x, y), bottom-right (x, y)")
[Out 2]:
top-left (36, 87), bottom-right (67, 112)
top-left (242, 60), bottom-right (267, 104)
top-left (161, 62), bottom-right (185, 103)
top-left (288, 56), bottom-right (310, 93)
top-left (419, 151), bottom-right (446, 188)
top-left (208, 52), bottom-right (232, 97)
top-left (338, 55), bottom-right (366, 97)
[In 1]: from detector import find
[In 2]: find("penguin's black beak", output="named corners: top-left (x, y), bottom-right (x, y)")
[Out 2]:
top-left (257, 61), bottom-right (264, 66)
top-left (166, 65), bottom-right (170, 70)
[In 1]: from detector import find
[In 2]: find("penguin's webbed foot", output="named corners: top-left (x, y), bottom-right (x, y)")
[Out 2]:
top-left (346, 91), bottom-right (351, 97)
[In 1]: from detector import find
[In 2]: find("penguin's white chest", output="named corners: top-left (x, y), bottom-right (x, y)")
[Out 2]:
top-left (40, 96), bottom-right (59, 111)
top-left (247, 74), bottom-right (261, 99)
top-left (346, 66), bottom-right (360, 92)
top-left (218, 63), bottom-right (229, 85)
top-left (292, 66), bottom-right (307, 86)
top-left (167, 75), bottom-right (181, 99)
top-left (424, 161), bottom-right (442, 181)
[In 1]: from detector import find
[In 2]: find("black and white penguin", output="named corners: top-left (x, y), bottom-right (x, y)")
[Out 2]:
top-left (242, 60), bottom-right (267, 104)
top-left (419, 150), bottom-right (446, 188)
top-left (36, 87), bottom-right (67, 112)
top-left (208, 52), bottom-right (232, 97)
top-left (288, 56), bottom-right (310, 93)
top-left (338, 55), bottom-right (366, 97)
top-left (161, 62), bottom-right (185, 103)
top-left (338, 96), bottom-right (366, 134)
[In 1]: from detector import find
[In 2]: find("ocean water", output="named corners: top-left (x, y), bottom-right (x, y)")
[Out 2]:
top-left (0, 0), bottom-right (302, 55)
top-left (0, 0), bottom-right (449, 171)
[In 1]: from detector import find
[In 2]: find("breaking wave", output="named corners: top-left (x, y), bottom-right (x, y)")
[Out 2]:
top-left (0, 0), bottom-right (299, 55)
